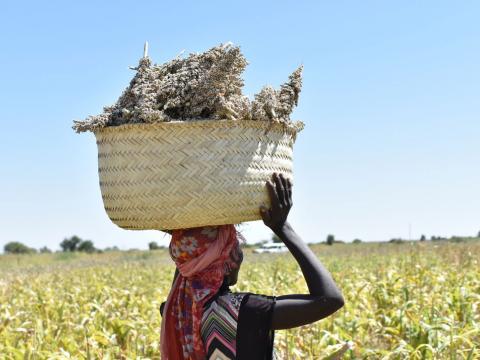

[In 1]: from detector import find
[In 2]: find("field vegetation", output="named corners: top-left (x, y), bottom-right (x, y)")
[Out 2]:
top-left (0, 240), bottom-right (479, 359)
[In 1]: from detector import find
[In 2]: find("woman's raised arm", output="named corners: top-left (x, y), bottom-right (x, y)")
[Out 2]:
top-left (260, 173), bottom-right (344, 330)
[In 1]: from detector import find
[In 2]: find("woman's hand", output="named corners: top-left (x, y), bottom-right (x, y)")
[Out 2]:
top-left (259, 172), bottom-right (292, 234)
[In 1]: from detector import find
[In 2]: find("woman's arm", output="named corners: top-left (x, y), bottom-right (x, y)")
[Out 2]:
top-left (260, 173), bottom-right (344, 330)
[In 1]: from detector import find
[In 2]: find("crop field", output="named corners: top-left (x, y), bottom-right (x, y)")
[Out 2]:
top-left (0, 240), bottom-right (479, 359)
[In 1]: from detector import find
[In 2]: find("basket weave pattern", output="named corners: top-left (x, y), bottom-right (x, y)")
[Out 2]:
top-left (94, 119), bottom-right (303, 230)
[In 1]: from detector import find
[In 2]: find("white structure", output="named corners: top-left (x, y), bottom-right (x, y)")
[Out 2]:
top-left (253, 243), bottom-right (288, 254)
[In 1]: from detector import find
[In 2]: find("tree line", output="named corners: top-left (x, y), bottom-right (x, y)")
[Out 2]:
top-left (2, 236), bottom-right (169, 254)
top-left (3, 230), bottom-right (480, 254)
top-left (3, 235), bottom-right (99, 255)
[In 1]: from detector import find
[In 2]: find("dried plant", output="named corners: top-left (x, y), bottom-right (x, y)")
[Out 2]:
top-left (251, 65), bottom-right (303, 123)
top-left (73, 43), bottom-right (302, 133)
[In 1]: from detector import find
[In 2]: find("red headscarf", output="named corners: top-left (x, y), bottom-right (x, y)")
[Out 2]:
top-left (160, 224), bottom-right (242, 360)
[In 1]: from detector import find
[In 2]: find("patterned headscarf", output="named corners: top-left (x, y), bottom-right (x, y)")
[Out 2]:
top-left (160, 224), bottom-right (242, 360)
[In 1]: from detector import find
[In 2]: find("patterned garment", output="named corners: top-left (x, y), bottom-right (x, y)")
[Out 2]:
top-left (201, 292), bottom-right (246, 359)
top-left (161, 289), bottom-right (278, 360)
top-left (160, 225), bottom-right (242, 360)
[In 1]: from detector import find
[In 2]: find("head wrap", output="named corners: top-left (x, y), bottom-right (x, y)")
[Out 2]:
top-left (160, 224), bottom-right (242, 360)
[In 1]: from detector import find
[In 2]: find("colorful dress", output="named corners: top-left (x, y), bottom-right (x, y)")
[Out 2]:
top-left (201, 288), bottom-right (275, 360)
top-left (162, 286), bottom-right (276, 360)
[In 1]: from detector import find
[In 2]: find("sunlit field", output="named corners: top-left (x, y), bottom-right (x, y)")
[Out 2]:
top-left (1, 240), bottom-right (479, 359)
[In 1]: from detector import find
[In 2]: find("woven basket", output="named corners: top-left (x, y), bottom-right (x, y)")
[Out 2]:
top-left (94, 119), bottom-right (304, 230)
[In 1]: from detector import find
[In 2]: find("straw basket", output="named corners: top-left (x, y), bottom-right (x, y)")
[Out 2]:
top-left (94, 119), bottom-right (304, 230)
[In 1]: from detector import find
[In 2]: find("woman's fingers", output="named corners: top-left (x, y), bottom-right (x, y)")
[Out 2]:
top-left (286, 178), bottom-right (293, 204)
top-left (261, 173), bottom-right (293, 230)
top-left (279, 173), bottom-right (288, 189)
top-left (279, 174), bottom-right (290, 206)
top-left (260, 204), bottom-right (271, 223)
top-left (273, 173), bottom-right (285, 205)
top-left (266, 180), bottom-right (280, 211)
top-left (260, 205), bottom-right (273, 229)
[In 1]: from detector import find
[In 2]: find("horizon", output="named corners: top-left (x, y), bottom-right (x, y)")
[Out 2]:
top-left (3, 230), bottom-right (479, 254)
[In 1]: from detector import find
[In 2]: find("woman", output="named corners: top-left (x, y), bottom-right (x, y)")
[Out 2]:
top-left (160, 173), bottom-right (344, 359)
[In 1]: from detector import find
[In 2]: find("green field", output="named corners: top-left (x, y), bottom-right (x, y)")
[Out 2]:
top-left (0, 240), bottom-right (479, 359)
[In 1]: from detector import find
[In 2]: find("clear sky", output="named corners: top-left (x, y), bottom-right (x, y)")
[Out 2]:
top-left (1, 1), bottom-right (479, 251)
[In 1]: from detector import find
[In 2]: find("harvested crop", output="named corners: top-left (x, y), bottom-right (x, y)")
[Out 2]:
top-left (73, 42), bottom-right (303, 133)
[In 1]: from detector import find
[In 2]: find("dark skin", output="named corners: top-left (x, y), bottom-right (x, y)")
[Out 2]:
top-left (261, 173), bottom-right (344, 330)
top-left (162, 173), bottom-right (344, 330)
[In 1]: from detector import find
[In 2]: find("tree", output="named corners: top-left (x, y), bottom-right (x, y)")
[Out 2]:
top-left (4, 242), bottom-right (36, 254)
top-left (326, 234), bottom-right (335, 246)
top-left (60, 236), bottom-right (82, 252)
top-left (272, 234), bottom-right (282, 243)
top-left (60, 236), bottom-right (97, 253)
top-left (39, 246), bottom-right (52, 253)
top-left (477, 230), bottom-right (480, 238)
top-left (420, 235), bottom-right (426, 241)
top-left (77, 240), bottom-right (96, 253)
top-left (104, 246), bottom-right (120, 252)
top-left (149, 241), bottom-right (160, 250)
top-left (352, 239), bottom-right (362, 244)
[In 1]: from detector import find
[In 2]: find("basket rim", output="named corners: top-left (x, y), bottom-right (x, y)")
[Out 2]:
top-left (93, 118), bottom-right (305, 136)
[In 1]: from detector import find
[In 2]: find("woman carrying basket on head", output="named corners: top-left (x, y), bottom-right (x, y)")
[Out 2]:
top-left (160, 172), bottom-right (344, 360)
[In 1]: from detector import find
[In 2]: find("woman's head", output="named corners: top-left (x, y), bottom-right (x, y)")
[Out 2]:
top-left (168, 224), bottom-right (245, 286)
top-left (161, 224), bottom-right (246, 359)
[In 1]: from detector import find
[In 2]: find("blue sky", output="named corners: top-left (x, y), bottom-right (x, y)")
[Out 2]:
top-left (1, 1), bottom-right (479, 251)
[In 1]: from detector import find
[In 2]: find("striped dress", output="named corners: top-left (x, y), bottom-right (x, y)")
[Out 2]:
top-left (201, 292), bottom-right (246, 359)
top-left (200, 289), bottom-right (276, 360)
